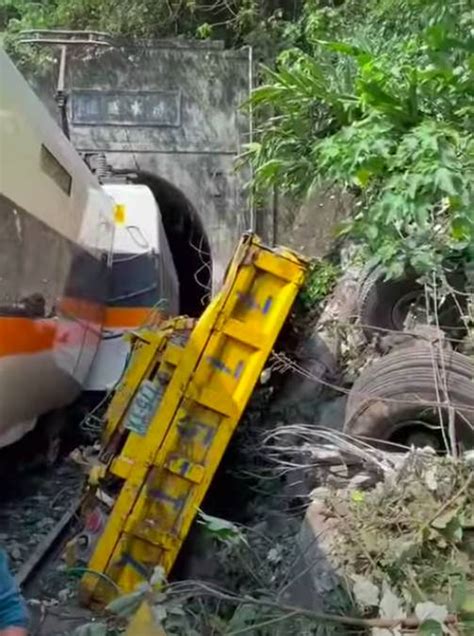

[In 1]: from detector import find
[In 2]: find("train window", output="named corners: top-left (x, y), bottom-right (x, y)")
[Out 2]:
top-left (40, 144), bottom-right (72, 196)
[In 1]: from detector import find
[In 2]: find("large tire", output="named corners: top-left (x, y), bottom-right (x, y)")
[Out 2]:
top-left (344, 346), bottom-right (474, 450)
top-left (357, 265), bottom-right (466, 340)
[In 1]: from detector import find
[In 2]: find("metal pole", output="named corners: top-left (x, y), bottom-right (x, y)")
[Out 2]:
top-left (17, 30), bottom-right (112, 139)
top-left (55, 45), bottom-right (70, 138)
top-left (248, 45), bottom-right (255, 232)
top-left (57, 44), bottom-right (67, 92)
top-left (272, 185), bottom-right (278, 246)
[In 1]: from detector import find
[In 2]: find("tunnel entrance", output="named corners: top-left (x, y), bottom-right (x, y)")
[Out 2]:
top-left (127, 171), bottom-right (212, 317)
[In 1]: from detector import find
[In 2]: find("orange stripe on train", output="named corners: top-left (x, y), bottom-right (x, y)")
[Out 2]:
top-left (0, 307), bottom-right (167, 356)
top-left (103, 307), bottom-right (166, 329)
top-left (0, 316), bottom-right (91, 357)
top-left (0, 317), bottom-right (57, 356)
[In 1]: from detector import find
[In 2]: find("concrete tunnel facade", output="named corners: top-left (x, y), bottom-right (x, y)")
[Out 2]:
top-left (28, 39), bottom-right (253, 310)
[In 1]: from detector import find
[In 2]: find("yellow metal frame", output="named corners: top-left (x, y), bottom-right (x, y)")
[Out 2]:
top-left (80, 233), bottom-right (308, 605)
top-left (99, 318), bottom-right (194, 466)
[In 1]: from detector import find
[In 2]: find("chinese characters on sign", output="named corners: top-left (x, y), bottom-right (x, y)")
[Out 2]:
top-left (72, 90), bottom-right (182, 127)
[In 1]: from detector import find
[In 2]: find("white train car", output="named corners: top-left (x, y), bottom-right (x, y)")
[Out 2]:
top-left (0, 49), bottom-right (116, 448)
top-left (85, 182), bottom-right (180, 391)
top-left (0, 49), bottom-right (181, 453)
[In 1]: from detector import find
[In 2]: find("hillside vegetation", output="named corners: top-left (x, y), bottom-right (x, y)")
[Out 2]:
top-left (3, 0), bottom-right (473, 279)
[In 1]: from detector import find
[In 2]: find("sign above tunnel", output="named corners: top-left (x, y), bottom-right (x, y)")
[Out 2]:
top-left (71, 89), bottom-right (182, 127)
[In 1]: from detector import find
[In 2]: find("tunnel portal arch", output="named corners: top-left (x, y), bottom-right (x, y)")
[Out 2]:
top-left (30, 40), bottom-right (251, 296)
top-left (129, 171), bottom-right (212, 317)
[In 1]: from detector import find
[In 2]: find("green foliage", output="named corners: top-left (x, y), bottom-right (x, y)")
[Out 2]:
top-left (247, 0), bottom-right (474, 276)
top-left (299, 259), bottom-right (340, 309)
top-left (105, 588), bottom-right (146, 617)
top-left (4, 0), bottom-right (472, 277)
top-left (197, 510), bottom-right (247, 545)
top-left (324, 453), bottom-right (474, 624)
top-left (2, 1), bottom-right (304, 59)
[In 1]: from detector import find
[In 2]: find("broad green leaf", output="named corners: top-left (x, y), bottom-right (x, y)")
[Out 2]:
top-left (256, 158), bottom-right (284, 180)
top-left (460, 594), bottom-right (474, 619)
top-left (226, 603), bottom-right (260, 629)
top-left (415, 602), bottom-right (448, 626)
top-left (434, 167), bottom-right (457, 196)
top-left (365, 224), bottom-right (379, 241)
top-left (318, 39), bottom-right (372, 65)
top-left (351, 490), bottom-right (365, 503)
top-left (431, 507), bottom-right (460, 529)
top-left (248, 84), bottom-right (285, 106)
top-left (378, 584), bottom-right (406, 636)
top-left (196, 22), bottom-right (212, 39)
top-left (418, 619), bottom-right (443, 636)
top-left (355, 167), bottom-right (372, 187)
top-left (106, 589), bottom-right (146, 617)
top-left (359, 80), bottom-right (402, 111)
top-left (197, 511), bottom-right (246, 544)
top-left (411, 252), bottom-right (436, 273)
top-left (451, 216), bottom-right (473, 240)
top-left (241, 142), bottom-right (262, 155)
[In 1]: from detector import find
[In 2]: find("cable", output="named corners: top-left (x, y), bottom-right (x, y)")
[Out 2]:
top-left (108, 282), bottom-right (158, 304)
top-left (139, 298), bottom-right (169, 329)
top-left (319, 317), bottom-right (469, 344)
top-left (269, 351), bottom-right (474, 414)
top-left (188, 227), bottom-right (213, 306)
top-left (79, 348), bottom-right (132, 437)
top-left (66, 567), bottom-right (121, 593)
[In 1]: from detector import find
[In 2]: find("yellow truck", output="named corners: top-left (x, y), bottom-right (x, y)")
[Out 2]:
top-left (72, 233), bottom-right (308, 606)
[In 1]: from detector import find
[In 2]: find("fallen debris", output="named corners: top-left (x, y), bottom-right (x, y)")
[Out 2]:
top-left (300, 446), bottom-right (474, 633)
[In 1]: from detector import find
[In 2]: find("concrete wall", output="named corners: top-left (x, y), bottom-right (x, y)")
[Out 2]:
top-left (26, 38), bottom-right (351, 282)
top-left (276, 188), bottom-right (353, 260)
top-left (29, 40), bottom-right (252, 288)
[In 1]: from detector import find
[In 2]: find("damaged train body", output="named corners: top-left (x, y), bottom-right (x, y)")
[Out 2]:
top-left (0, 49), bottom-right (179, 450)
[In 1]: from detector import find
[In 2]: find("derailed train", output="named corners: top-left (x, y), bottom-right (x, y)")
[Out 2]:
top-left (0, 49), bottom-right (180, 450)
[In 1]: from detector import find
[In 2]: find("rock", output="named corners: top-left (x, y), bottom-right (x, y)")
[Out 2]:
top-left (309, 448), bottom-right (342, 463)
top-left (271, 334), bottom-right (340, 421)
top-left (347, 473), bottom-right (377, 490)
top-left (57, 588), bottom-right (71, 602)
top-left (318, 274), bottom-right (359, 326)
top-left (10, 546), bottom-right (22, 561)
top-left (285, 499), bottom-right (345, 611)
top-left (0, 461), bottom-right (84, 576)
top-left (464, 450), bottom-right (474, 466)
top-left (328, 465), bottom-right (349, 477)
top-left (310, 486), bottom-right (331, 501)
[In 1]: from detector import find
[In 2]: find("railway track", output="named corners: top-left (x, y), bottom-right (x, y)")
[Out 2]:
top-left (0, 456), bottom-right (84, 587)
top-left (0, 456), bottom-right (94, 634)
